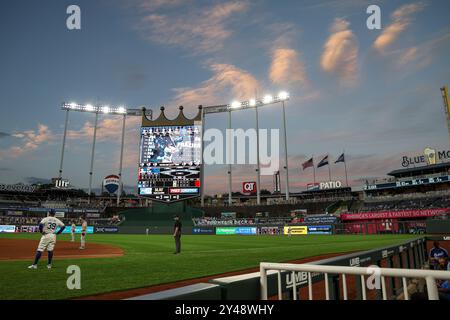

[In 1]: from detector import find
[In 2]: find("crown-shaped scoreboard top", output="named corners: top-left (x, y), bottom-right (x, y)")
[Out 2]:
top-left (141, 105), bottom-right (203, 127)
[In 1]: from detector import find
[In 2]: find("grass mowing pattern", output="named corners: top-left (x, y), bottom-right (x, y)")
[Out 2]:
top-left (0, 233), bottom-right (418, 299)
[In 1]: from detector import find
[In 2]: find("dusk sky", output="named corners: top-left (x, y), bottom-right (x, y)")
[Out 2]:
top-left (1, 0), bottom-right (450, 195)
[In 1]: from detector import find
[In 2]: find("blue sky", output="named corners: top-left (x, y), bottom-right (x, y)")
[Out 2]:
top-left (0, 0), bottom-right (450, 195)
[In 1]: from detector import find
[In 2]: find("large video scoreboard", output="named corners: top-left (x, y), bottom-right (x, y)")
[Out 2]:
top-left (138, 124), bottom-right (202, 202)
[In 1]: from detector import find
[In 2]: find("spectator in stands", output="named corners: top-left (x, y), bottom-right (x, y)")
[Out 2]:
top-left (429, 241), bottom-right (449, 270)
top-left (437, 257), bottom-right (450, 271)
top-left (437, 280), bottom-right (450, 300)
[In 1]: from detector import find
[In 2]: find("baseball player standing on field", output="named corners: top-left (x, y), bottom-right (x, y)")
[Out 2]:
top-left (70, 221), bottom-right (76, 242)
top-left (79, 215), bottom-right (87, 250)
top-left (28, 209), bottom-right (65, 269)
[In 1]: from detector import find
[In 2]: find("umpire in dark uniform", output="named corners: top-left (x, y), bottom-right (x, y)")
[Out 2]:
top-left (173, 215), bottom-right (182, 254)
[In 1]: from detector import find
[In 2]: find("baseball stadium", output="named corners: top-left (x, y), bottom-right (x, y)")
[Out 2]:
top-left (1, 106), bottom-right (450, 300)
top-left (1, 1), bottom-right (450, 310)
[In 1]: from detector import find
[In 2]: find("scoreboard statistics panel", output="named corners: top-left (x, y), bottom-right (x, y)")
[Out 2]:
top-left (138, 124), bottom-right (202, 202)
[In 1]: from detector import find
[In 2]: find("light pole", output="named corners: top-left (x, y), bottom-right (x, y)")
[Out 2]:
top-left (88, 110), bottom-right (99, 202)
top-left (200, 106), bottom-right (206, 207)
top-left (117, 113), bottom-right (126, 206)
top-left (58, 109), bottom-right (70, 178)
top-left (280, 92), bottom-right (290, 200)
top-left (227, 110), bottom-right (232, 206)
top-left (255, 102), bottom-right (261, 205)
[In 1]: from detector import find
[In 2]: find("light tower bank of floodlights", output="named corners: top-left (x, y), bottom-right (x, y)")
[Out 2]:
top-left (59, 103), bottom-right (152, 206)
top-left (137, 106), bottom-right (203, 203)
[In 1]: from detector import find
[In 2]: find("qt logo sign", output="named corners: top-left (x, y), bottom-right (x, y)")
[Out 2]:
top-left (242, 182), bottom-right (257, 194)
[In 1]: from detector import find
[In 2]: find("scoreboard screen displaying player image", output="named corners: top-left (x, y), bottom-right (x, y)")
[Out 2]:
top-left (138, 124), bottom-right (202, 202)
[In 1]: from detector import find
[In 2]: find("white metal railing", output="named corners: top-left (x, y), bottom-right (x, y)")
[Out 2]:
top-left (260, 263), bottom-right (450, 300)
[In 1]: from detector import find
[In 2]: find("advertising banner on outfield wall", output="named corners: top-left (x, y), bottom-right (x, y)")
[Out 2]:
top-left (60, 226), bottom-right (94, 234)
top-left (0, 225), bottom-right (16, 233)
top-left (95, 226), bottom-right (119, 233)
top-left (192, 227), bottom-right (215, 234)
top-left (307, 225), bottom-right (332, 235)
top-left (216, 227), bottom-right (257, 235)
top-left (20, 225), bottom-right (40, 233)
top-left (340, 208), bottom-right (449, 221)
top-left (304, 215), bottom-right (337, 224)
top-left (258, 226), bottom-right (281, 235)
top-left (283, 226), bottom-right (308, 235)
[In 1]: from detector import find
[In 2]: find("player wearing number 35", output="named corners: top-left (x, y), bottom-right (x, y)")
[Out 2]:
top-left (28, 209), bottom-right (65, 269)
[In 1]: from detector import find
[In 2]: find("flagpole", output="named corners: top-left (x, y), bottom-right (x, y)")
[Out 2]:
top-left (344, 159), bottom-right (349, 187)
top-left (343, 151), bottom-right (349, 187)
top-left (328, 154), bottom-right (331, 181)
top-left (312, 156), bottom-right (316, 184)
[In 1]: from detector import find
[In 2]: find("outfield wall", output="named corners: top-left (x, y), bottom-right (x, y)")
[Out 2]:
top-left (118, 202), bottom-right (203, 227)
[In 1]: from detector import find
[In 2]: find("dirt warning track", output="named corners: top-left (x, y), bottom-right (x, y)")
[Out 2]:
top-left (0, 238), bottom-right (123, 261)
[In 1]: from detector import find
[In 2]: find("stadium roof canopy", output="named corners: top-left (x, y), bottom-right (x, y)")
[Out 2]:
top-left (387, 162), bottom-right (450, 178)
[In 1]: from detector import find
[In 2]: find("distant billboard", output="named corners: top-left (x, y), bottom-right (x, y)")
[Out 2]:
top-left (52, 178), bottom-right (70, 189)
top-left (242, 182), bottom-right (257, 194)
top-left (103, 175), bottom-right (120, 194)
top-left (307, 181), bottom-right (343, 191)
top-left (0, 184), bottom-right (35, 193)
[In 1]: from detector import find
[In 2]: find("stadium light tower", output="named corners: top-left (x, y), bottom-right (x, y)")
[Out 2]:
top-left (201, 92), bottom-right (290, 206)
top-left (279, 91), bottom-right (290, 201)
top-left (60, 103), bottom-right (151, 205)
top-left (227, 109), bottom-right (233, 206)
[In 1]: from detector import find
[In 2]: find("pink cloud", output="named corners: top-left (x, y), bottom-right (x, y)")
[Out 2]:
top-left (269, 48), bottom-right (307, 86)
top-left (136, 1), bottom-right (248, 54)
top-left (320, 18), bottom-right (359, 86)
top-left (373, 2), bottom-right (426, 53)
top-left (173, 63), bottom-right (260, 108)
top-left (0, 124), bottom-right (54, 160)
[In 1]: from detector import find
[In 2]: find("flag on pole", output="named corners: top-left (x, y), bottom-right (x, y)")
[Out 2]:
top-left (302, 157), bottom-right (314, 170)
top-left (335, 152), bottom-right (349, 187)
top-left (335, 153), bottom-right (345, 163)
top-left (317, 155), bottom-right (329, 168)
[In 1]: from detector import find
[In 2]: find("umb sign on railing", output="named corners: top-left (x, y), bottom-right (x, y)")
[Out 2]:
top-left (260, 263), bottom-right (450, 300)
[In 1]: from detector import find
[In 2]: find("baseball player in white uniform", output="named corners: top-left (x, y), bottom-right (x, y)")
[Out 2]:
top-left (70, 221), bottom-right (76, 242)
top-left (80, 215), bottom-right (87, 250)
top-left (28, 210), bottom-right (65, 269)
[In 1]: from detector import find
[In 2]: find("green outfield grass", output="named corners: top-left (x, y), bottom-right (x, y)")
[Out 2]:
top-left (0, 233), bottom-right (419, 300)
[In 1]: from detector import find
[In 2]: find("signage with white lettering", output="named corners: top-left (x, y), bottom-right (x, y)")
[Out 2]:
top-left (364, 175), bottom-right (450, 191)
top-left (319, 181), bottom-right (342, 190)
top-left (242, 182), bottom-right (257, 194)
top-left (54, 179), bottom-right (70, 189)
top-left (0, 184), bottom-right (36, 193)
top-left (401, 147), bottom-right (450, 167)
